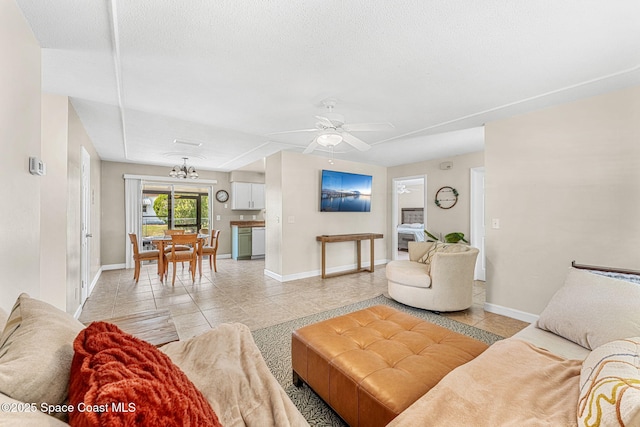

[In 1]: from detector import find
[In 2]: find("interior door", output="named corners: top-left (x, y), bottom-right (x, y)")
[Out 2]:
top-left (471, 167), bottom-right (486, 281)
top-left (80, 147), bottom-right (91, 304)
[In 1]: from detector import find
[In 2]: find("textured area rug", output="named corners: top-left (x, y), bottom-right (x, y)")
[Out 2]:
top-left (251, 294), bottom-right (503, 426)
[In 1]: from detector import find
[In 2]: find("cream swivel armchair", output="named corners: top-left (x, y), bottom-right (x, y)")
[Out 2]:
top-left (386, 241), bottom-right (479, 312)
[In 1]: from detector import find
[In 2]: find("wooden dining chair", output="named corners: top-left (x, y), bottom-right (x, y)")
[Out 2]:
top-left (199, 229), bottom-right (220, 275)
top-left (128, 233), bottom-right (160, 283)
top-left (164, 233), bottom-right (198, 286)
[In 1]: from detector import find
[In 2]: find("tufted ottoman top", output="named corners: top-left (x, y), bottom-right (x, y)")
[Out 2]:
top-left (291, 304), bottom-right (489, 426)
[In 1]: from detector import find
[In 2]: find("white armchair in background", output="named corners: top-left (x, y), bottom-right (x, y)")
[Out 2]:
top-left (386, 242), bottom-right (479, 312)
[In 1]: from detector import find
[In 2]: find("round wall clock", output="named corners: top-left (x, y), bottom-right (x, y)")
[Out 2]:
top-left (215, 190), bottom-right (229, 203)
top-left (434, 186), bottom-right (459, 209)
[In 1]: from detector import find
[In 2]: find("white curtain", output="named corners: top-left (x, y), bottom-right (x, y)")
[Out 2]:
top-left (207, 186), bottom-right (213, 231)
top-left (124, 177), bottom-right (142, 269)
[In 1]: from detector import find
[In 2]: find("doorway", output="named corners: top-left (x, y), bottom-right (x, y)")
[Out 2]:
top-left (391, 176), bottom-right (426, 261)
top-left (470, 167), bottom-right (486, 281)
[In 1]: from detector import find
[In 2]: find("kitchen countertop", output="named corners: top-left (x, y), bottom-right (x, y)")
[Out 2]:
top-left (230, 221), bottom-right (265, 227)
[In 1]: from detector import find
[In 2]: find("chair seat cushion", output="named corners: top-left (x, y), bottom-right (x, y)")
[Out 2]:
top-left (386, 260), bottom-right (431, 288)
top-left (138, 250), bottom-right (159, 260)
top-left (201, 246), bottom-right (217, 254)
top-left (166, 250), bottom-right (195, 261)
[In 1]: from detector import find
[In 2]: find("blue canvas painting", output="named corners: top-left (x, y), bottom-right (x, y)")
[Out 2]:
top-left (320, 170), bottom-right (372, 212)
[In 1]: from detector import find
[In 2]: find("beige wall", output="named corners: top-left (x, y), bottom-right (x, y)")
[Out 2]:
top-left (485, 85), bottom-right (640, 317)
top-left (40, 94), bottom-right (69, 310)
top-left (0, 4), bottom-right (99, 315)
top-left (264, 152), bottom-right (283, 275)
top-left (397, 187), bottom-right (424, 223)
top-left (387, 151), bottom-right (484, 253)
top-left (265, 151), bottom-right (387, 279)
top-left (0, 0), bottom-right (42, 314)
top-left (101, 161), bottom-right (243, 265)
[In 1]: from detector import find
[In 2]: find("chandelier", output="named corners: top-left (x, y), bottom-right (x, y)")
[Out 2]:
top-left (169, 157), bottom-right (198, 179)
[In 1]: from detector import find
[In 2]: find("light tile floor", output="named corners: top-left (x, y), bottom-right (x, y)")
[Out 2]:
top-left (79, 258), bottom-right (529, 340)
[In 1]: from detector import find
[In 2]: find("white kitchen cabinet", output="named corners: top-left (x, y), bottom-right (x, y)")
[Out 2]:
top-left (231, 182), bottom-right (265, 210)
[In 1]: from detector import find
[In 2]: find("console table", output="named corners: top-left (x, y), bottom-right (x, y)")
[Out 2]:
top-left (316, 233), bottom-right (384, 279)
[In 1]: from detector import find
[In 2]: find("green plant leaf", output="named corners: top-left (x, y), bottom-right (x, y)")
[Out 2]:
top-left (444, 232), bottom-right (468, 244)
top-left (424, 230), bottom-right (440, 242)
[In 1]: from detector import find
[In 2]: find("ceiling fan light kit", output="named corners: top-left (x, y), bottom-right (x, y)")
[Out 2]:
top-left (316, 130), bottom-right (343, 147)
top-left (271, 99), bottom-right (393, 155)
top-left (169, 157), bottom-right (198, 179)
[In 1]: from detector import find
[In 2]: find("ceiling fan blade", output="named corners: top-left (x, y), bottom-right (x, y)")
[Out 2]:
top-left (314, 115), bottom-right (335, 128)
top-left (342, 122), bottom-right (394, 132)
top-left (267, 128), bottom-right (318, 136)
top-left (341, 132), bottom-right (371, 151)
top-left (303, 140), bottom-right (319, 154)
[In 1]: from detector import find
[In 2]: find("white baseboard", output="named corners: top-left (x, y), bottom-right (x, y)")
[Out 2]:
top-left (483, 302), bottom-right (539, 324)
top-left (102, 263), bottom-right (126, 271)
top-left (265, 259), bottom-right (388, 283)
top-left (89, 267), bottom-right (103, 295)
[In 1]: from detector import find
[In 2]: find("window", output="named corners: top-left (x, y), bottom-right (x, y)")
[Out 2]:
top-left (141, 183), bottom-right (212, 239)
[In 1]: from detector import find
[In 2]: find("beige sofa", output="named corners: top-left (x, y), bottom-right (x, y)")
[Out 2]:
top-left (0, 294), bottom-right (308, 427)
top-left (3, 266), bottom-right (638, 427)
top-left (389, 266), bottom-right (640, 426)
top-left (386, 241), bottom-right (479, 312)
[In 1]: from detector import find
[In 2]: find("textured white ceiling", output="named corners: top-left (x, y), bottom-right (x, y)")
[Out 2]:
top-left (16, 0), bottom-right (640, 171)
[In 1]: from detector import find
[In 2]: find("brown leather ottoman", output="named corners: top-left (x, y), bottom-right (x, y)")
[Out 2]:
top-left (291, 305), bottom-right (489, 426)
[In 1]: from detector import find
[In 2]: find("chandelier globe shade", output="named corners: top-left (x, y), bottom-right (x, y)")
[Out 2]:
top-left (169, 157), bottom-right (198, 179)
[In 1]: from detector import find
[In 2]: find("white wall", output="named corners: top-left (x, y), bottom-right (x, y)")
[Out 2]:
top-left (0, 0), bottom-right (42, 313)
top-left (485, 85), bottom-right (640, 317)
top-left (265, 151), bottom-right (387, 280)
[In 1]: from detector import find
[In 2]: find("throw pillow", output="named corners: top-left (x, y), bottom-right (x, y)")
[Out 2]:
top-left (69, 321), bottom-right (222, 427)
top-left (577, 337), bottom-right (640, 426)
top-left (0, 293), bottom-right (84, 407)
top-left (536, 268), bottom-right (640, 350)
top-left (417, 242), bottom-right (468, 274)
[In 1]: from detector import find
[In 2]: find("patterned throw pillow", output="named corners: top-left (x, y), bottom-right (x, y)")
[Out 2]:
top-left (69, 321), bottom-right (222, 427)
top-left (417, 242), bottom-right (468, 274)
top-left (577, 337), bottom-right (640, 426)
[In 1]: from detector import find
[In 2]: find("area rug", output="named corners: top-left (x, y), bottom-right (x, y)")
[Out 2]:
top-left (251, 294), bottom-right (503, 426)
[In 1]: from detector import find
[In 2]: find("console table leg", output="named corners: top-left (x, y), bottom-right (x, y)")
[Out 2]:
top-left (321, 241), bottom-right (326, 278)
top-left (370, 236), bottom-right (375, 272)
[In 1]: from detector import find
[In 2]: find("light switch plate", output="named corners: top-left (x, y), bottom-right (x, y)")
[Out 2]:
top-left (491, 218), bottom-right (500, 229)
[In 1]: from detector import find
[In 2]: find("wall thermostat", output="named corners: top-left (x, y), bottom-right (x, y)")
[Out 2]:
top-left (29, 156), bottom-right (46, 176)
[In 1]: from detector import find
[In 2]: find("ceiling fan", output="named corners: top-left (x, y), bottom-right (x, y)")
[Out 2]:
top-left (397, 184), bottom-right (411, 194)
top-left (268, 99), bottom-right (394, 154)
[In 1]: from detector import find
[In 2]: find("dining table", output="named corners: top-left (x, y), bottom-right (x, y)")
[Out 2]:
top-left (147, 233), bottom-right (209, 282)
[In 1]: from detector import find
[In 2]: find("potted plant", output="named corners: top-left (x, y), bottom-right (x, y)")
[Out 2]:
top-left (425, 230), bottom-right (469, 244)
